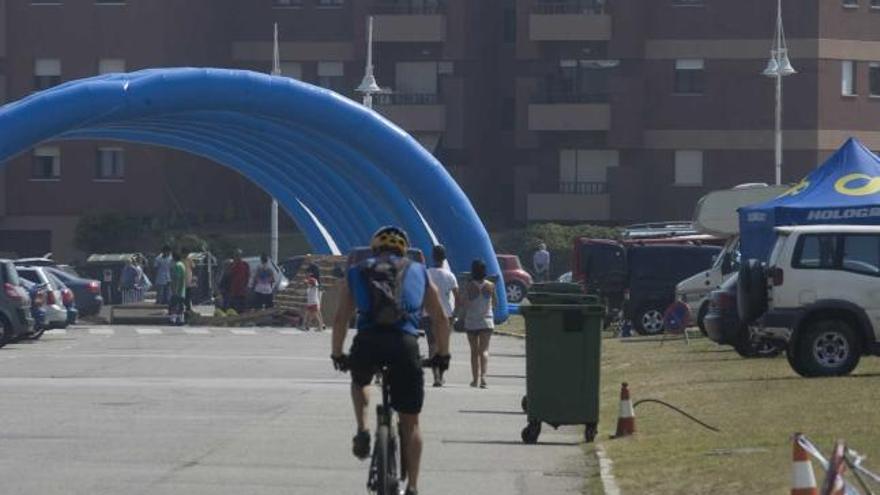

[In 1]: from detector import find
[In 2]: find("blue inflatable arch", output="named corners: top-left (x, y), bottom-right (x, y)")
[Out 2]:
top-left (0, 68), bottom-right (508, 321)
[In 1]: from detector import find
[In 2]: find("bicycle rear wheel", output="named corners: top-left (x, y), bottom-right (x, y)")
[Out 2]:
top-left (374, 425), bottom-right (399, 495)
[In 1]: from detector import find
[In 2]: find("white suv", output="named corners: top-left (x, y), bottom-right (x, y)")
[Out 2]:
top-left (739, 225), bottom-right (880, 377)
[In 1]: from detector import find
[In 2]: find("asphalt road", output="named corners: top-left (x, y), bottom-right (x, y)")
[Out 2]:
top-left (0, 325), bottom-right (588, 495)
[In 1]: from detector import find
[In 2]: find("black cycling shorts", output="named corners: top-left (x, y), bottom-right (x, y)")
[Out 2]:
top-left (349, 331), bottom-right (424, 415)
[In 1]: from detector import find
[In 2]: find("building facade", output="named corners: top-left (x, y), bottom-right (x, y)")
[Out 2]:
top-left (1, 0), bottom-right (879, 259)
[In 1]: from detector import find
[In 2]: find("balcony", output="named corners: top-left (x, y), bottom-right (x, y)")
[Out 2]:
top-left (530, 0), bottom-right (611, 41)
top-left (528, 91), bottom-right (610, 131)
top-left (375, 93), bottom-right (446, 132)
top-left (372, 1), bottom-right (447, 42)
top-left (527, 192), bottom-right (610, 221)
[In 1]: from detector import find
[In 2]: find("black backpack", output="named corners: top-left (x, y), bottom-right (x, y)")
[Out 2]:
top-left (363, 256), bottom-right (412, 327)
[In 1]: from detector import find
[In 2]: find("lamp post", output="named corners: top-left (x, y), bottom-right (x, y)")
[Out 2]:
top-left (269, 22), bottom-right (281, 263)
top-left (356, 16), bottom-right (382, 109)
top-left (762, 0), bottom-right (796, 186)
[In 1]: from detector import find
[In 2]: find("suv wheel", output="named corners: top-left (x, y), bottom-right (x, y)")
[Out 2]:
top-left (506, 281), bottom-right (526, 304)
top-left (635, 306), bottom-right (664, 335)
top-left (788, 319), bottom-right (862, 377)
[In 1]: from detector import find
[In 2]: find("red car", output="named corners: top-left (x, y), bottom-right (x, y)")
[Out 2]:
top-left (497, 254), bottom-right (532, 303)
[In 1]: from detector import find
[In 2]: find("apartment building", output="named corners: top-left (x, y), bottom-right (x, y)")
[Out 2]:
top-left (1, 0), bottom-right (879, 259)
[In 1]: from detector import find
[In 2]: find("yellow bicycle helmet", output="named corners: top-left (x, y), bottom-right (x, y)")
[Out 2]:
top-left (370, 225), bottom-right (409, 256)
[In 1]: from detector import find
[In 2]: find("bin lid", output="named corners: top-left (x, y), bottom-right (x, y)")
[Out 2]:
top-left (528, 282), bottom-right (584, 295)
top-left (86, 253), bottom-right (137, 264)
top-left (519, 303), bottom-right (605, 316)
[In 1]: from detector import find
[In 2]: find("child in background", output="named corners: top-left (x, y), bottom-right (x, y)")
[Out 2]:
top-left (303, 276), bottom-right (325, 331)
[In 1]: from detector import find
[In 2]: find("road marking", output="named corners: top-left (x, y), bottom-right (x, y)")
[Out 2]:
top-left (184, 328), bottom-right (211, 335)
top-left (279, 329), bottom-right (305, 335)
top-left (136, 328), bottom-right (162, 335)
top-left (596, 444), bottom-right (621, 495)
top-left (89, 328), bottom-right (114, 336)
top-left (45, 329), bottom-right (67, 336)
top-left (230, 329), bottom-right (257, 336)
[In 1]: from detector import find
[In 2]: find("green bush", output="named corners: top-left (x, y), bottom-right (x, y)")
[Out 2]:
top-left (492, 223), bottom-right (620, 279)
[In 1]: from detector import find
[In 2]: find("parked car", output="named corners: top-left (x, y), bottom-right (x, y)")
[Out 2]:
top-left (497, 254), bottom-right (532, 304)
top-left (742, 225), bottom-right (880, 377)
top-left (13, 257), bottom-right (79, 276)
top-left (557, 271), bottom-right (573, 283)
top-left (19, 278), bottom-right (50, 340)
top-left (241, 257), bottom-right (289, 293)
top-left (676, 237), bottom-right (741, 333)
top-left (704, 275), bottom-right (783, 358)
top-left (46, 271), bottom-right (78, 325)
top-left (45, 267), bottom-right (102, 317)
top-left (0, 259), bottom-right (33, 346)
top-left (15, 266), bottom-right (69, 329)
top-left (625, 245), bottom-right (721, 335)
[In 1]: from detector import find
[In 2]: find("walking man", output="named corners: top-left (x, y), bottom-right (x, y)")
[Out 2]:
top-left (426, 244), bottom-right (458, 387)
top-left (228, 249), bottom-right (250, 314)
top-left (169, 251), bottom-right (187, 325)
top-left (533, 242), bottom-right (551, 283)
top-left (154, 245), bottom-right (173, 305)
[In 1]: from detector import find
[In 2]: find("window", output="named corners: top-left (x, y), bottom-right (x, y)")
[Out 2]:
top-left (317, 0), bottom-right (344, 7)
top-left (32, 147), bottom-right (61, 180)
top-left (842, 60), bottom-right (857, 96)
top-left (545, 59), bottom-right (617, 102)
top-left (674, 59), bottom-right (705, 95)
top-left (793, 235), bottom-right (837, 269)
top-left (558, 150), bottom-right (618, 194)
top-left (280, 62), bottom-right (302, 79)
top-left (96, 148), bottom-right (125, 180)
top-left (843, 0), bottom-right (859, 7)
top-left (872, 0), bottom-right (880, 8)
top-left (395, 61), bottom-right (438, 97)
top-left (34, 58), bottom-right (61, 90)
top-left (98, 58), bottom-right (126, 75)
top-left (842, 235), bottom-right (880, 275)
top-left (871, 63), bottom-right (880, 96)
top-left (674, 150), bottom-right (703, 185)
top-left (317, 61), bottom-right (345, 93)
top-left (273, 0), bottom-right (303, 7)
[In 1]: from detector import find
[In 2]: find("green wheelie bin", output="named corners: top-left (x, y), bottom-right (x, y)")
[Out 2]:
top-left (528, 282), bottom-right (584, 295)
top-left (518, 303), bottom-right (605, 444)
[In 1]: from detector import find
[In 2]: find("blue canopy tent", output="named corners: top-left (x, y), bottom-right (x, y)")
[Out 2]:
top-left (740, 138), bottom-right (880, 261)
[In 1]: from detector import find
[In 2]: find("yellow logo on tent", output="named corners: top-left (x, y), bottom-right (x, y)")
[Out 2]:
top-left (780, 178), bottom-right (809, 197)
top-left (834, 173), bottom-right (880, 196)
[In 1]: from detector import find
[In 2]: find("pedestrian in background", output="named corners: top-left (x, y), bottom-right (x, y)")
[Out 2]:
top-left (120, 256), bottom-right (139, 305)
top-left (134, 255), bottom-right (150, 303)
top-left (169, 251), bottom-right (187, 325)
top-left (228, 249), bottom-right (250, 314)
top-left (154, 245), bottom-right (173, 305)
top-left (533, 242), bottom-right (550, 282)
top-left (251, 253), bottom-right (276, 310)
top-left (426, 244), bottom-right (458, 387)
top-left (462, 259), bottom-right (496, 389)
top-left (183, 254), bottom-right (199, 313)
top-left (303, 276), bottom-right (324, 331)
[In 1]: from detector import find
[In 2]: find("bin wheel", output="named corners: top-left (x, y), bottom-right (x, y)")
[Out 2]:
top-left (584, 423), bottom-right (598, 443)
top-left (520, 395), bottom-right (528, 413)
top-left (521, 421), bottom-right (541, 444)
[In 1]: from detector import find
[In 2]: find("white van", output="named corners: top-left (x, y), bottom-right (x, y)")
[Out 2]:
top-left (676, 184), bottom-right (789, 330)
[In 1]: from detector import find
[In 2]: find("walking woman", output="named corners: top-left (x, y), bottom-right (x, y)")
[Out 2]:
top-left (462, 259), bottom-right (497, 388)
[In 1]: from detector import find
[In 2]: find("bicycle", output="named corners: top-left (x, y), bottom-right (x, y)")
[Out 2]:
top-left (367, 366), bottom-right (403, 495)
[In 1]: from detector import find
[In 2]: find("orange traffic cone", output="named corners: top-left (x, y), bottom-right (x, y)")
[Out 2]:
top-left (613, 382), bottom-right (635, 438)
top-left (821, 441), bottom-right (847, 495)
top-left (791, 433), bottom-right (818, 495)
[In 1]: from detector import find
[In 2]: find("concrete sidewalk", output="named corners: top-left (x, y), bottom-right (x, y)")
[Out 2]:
top-left (0, 327), bottom-right (590, 494)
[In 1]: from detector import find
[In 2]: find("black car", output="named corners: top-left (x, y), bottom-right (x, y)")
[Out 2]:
top-left (45, 267), bottom-right (103, 317)
top-left (625, 245), bottom-right (721, 335)
top-left (0, 259), bottom-right (33, 345)
top-left (705, 275), bottom-right (783, 358)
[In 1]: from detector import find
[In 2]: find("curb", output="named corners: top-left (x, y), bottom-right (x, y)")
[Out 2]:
top-left (494, 329), bottom-right (524, 339)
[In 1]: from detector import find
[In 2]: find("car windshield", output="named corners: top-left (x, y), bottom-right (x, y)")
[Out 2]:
top-left (17, 269), bottom-right (41, 285)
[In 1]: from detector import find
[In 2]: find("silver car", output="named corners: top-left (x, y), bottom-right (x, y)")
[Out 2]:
top-left (16, 266), bottom-right (68, 329)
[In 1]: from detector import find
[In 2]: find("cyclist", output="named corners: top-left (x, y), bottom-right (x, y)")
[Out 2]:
top-left (331, 226), bottom-right (451, 495)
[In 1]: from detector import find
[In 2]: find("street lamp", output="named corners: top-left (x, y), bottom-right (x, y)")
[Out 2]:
top-left (762, 0), bottom-right (796, 186)
top-left (356, 16), bottom-right (383, 109)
